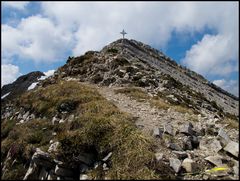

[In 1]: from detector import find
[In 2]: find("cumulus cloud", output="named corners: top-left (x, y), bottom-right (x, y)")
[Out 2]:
top-left (3, 1), bottom-right (29, 10)
top-left (181, 34), bottom-right (238, 76)
top-left (2, 15), bottom-right (73, 63)
top-left (1, 64), bottom-right (21, 86)
top-left (213, 79), bottom-right (239, 97)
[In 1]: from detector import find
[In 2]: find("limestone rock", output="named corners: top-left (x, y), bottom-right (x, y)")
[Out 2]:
top-left (182, 158), bottom-right (196, 173)
top-left (153, 127), bottom-right (163, 138)
top-left (218, 128), bottom-right (231, 146)
top-left (164, 124), bottom-right (174, 136)
top-left (199, 139), bottom-right (222, 153)
top-left (169, 158), bottom-right (181, 173)
top-left (224, 141), bottom-right (239, 158)
top-left (179, 122), bottom-right (194, 135)
top-left (204, 155), bottom-right (223, 167)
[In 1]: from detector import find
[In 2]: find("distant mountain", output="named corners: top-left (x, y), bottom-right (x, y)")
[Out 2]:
top-left (1, 71), bottom-right (44, 101)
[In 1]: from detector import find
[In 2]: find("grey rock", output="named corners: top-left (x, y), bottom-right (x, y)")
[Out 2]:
top-left (204, 155), bottom-right (223, 166)
top-left (199, 139), bottom-right (222, 153)
top-left (167, 142), bottom-right (183, 151)
top-left (169, 158), bottom-right (181, 173)
top-left (172, 151), bottom-right (188, 159)
top-left (79, 174), bottom-right (89, 180)
top-left (233, 165), bottom-right (239, 176)
top-left (182, 158), bottom-right (196, 173)
top-left (179, 122), bottom-right (194, 135)
top-left (22, 111), bottom-right (30, 120)
top-left (102, 152), bottom-right (112, 162)
top-left (164, 124), bottom-right (174, 136)
top-left (32, 148), bottom-right (55, 168)
top-left (103, 163), bottom-right (109, 170)
top-left (182, 136), bottom-right (193, 150)
top-left (224, 141), bottom-right (239, 158)
top-left (55, 165), bottom-right (73, 177)
top-left (48, 142), bottom-right (60, 153)
top-left (52, 116), bottom-right (59, 125)
top-left (153, 127), bottom-right (163, 138)
top-left (155, 152), bottom-right (164, 162)
top-left (218, 128), bottom-right (231, 146)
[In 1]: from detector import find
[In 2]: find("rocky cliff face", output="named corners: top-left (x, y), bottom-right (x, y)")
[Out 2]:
top-left (1, 39), bottom-right (239, 180)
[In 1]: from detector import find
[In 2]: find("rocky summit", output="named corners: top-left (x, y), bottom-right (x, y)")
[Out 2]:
top-left (1, 39), bottom-right (239, 180)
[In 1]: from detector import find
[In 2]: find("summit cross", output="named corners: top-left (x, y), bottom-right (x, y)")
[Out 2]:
top-left (120, 29), bottom-right (127, 39)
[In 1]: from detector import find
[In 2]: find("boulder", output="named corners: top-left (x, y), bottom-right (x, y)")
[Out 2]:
top-left (153, 127), bottom-right (163, 138)
top-left (218, 128), bottom-right (231, 146)
top-left (204, 155), bottom-right (223, 167)
top-left (164, 124), bottom-right (174, 136)
top-left (182, 158), bottom-right (196, 173)
top-left (179, 122), bottom-right (194, 136)
top-left (32, 148), bottom-right (55, 168)
top-left (55, 165), bottom-right (74, 177)
top-left (169, 158), bottom-right (181, 173)
top-left (199, 139), bottom-right (222, 153)
top-left (224, 141), bottom-right (239, 158)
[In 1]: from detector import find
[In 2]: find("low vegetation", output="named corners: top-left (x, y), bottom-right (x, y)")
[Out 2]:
top-left (2, 81), bottom-right (166, 179)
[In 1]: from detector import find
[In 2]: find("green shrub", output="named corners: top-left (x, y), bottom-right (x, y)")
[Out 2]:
top-left (107, 48), bottom-right (118, 54)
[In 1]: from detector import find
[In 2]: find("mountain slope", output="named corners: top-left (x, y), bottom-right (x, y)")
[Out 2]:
top-left (54, 39), bottom-right (238, 118)
top-left (1, 39), bottom-right (239, 180)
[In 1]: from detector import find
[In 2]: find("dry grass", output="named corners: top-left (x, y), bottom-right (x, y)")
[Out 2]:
top-left (3, 81), bottom-right (162, 179)
top-left (114, 87), bottom-right (149, 102)
top-left (222, 117), bottom-right (239, 129)
top-left (149, 99), bottom-right (170, 110)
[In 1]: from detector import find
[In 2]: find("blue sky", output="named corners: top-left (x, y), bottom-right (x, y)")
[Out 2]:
top-left (1, 1), bottom-right (239, 96)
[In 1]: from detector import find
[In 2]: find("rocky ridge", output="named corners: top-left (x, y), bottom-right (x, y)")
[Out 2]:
top-left (1, 38), bottom-right (239, 180)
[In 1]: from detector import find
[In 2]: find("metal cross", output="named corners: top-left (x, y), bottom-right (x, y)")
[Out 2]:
top-left (120, 29), bottom-right (127, 39)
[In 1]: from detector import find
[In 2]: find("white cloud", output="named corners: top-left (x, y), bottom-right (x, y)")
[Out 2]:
top-left (2, 2), bottom-right (238, 83)
top-left (2, 15), bottom-right (73, 63)
top-left (1, 64), bottom-right (21, 86)
top-left (3, 1), bottom-right (29, 10)
top-left (181, 34), bottom-right (238, 76)
top-left (213, 79), bottom-right (239, 97)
